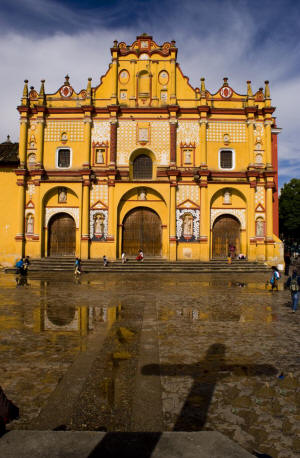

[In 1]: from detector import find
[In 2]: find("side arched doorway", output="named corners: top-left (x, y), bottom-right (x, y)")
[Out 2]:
top-left (48, 213), bottom-right (76, 256)
top-left (122, 207), bottom-right (162, 256)
top-left (212, 215), bottom-right (241, 258)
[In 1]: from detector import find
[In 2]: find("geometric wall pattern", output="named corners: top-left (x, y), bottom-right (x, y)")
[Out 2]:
top-left (44, 121), bottom-right (84, 142)
top-left (176, 185), bottom-right (199, 205)
top-left (177, 121), bottom-right (200, 145)
top-left (117, 120), bottom-right (170, 166)
top-left (207, 122), bottom-right (246, 142)
top-left (255, 186), bottom-right (265, 206)
top-left (92, 121), bottom-right (110, 143)
top-left (91, 184), bottom-right (108, 205)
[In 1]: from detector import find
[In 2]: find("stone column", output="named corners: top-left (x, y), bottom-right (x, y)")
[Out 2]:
top-left (36, 118), bottom-right (45, 167)
top-left (152, 60), bottom-right (158, 106)
top-left (199, 119), bottom-right (207, 167)
top-left (248, 182), bottom-right (256, 261)
top-left (247, 120), bottom-right (255, 166)
top-left (111, 58), bottom-right (118, 103)
top-left (169, 181), bottom-right (177, 260)
top-left (107, 180), bottom-right (115, 241)
top-left (199, 180), bottom-right (209, 261)
top-left (130, 60), bottom-right (136, 106)
top-left (110, 120), bottom-right (117, 166)
top-left (266, 184), bottom-right (273, 239)
top-left (83, 116), bottom-right (92, 167)
top-left (15, 175), bottom-right (26, 257)
top-left (170, 121), bottom-right (177, 166)
top-left (81, 180), bottom-right (90, 259)
top-left (264, 121), bottom-right (272, 168)
top-left (19, 118), bottom-right (28, 167)
top-left (170, 59), bottom-right (176, 104)
top-left (266, 183), bottom-right (274, 261)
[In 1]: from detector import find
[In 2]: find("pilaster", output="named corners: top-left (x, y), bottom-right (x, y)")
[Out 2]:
top-left (81, 178), bottom-right (90, 259)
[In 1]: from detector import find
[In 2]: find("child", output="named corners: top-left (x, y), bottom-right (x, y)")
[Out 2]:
top-left (103, 255), bottom-right (108, 267)
top-left (74, 257), bottom-right (81, 275)
top-left (270, 266), bottom-right (280, 291)
top-left (136, 249), bottom-right (144, 262)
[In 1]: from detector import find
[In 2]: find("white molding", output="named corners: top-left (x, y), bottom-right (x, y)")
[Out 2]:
top-left (90, 209), bottom-right (108, 239)
top-left (45, 207), bottom-right (79, 228)
top-left (210, 209), bottom-right (246, 229)
top-left (218, 148), bottom-right (235, 171)
top-left (176, 209), bottom-right (200, 239)
top-left (55, 146), bottom-right (72, 169)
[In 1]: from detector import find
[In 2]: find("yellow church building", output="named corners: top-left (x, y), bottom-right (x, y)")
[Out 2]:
top-left (0, 34), bottom-right (283, 266)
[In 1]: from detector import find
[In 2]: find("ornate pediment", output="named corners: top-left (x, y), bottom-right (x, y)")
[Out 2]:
top-left (255, 203), bottom-right (265, 212)
top-left (177, 199), bottom-right (199, 209)
top-left (91, 200), bottom-right (108, 210)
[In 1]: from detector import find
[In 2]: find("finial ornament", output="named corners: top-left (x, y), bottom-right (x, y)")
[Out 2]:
top-left (264, 80), bottom-right (270, 99)
top-left (200, 77), bottom-right (206, 93)
top-left (223, 77), bottom-right (229, 86)
top-left (23, 80), bottom-right (28, 97)
top-left (113, 40), bottom-right (118, 48)
top-left (6, 135), bottom-right (11, 143)
top-left (247, 80), bottom-right (253, 98)
top-left (87, 77), bottom-right (92, 96)
top-left (64, 74), bottom-right (70, 85)
top-left (22, 80), bottom-right (29, 105)
top-left (39, 79), bottom-right (45, 96)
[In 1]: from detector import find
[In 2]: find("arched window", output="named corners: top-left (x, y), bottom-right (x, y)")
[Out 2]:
top-left (133, 154), bottom-right (152, 179)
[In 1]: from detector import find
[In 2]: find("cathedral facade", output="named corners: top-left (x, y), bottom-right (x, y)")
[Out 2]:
top-left (0, 34), bottom-right (283, 266)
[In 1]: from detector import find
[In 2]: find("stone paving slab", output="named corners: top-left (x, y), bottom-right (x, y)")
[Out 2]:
top-left (0, 431), bottom-right (254, 457)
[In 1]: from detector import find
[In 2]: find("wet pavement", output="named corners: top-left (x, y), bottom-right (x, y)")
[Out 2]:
top-left (0, 272), bottom-right (299, 457)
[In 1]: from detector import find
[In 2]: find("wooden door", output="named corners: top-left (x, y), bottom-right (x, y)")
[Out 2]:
top-left (122, 208), bottom-right (162, 256)
top-left (48, 213), bottom-right (76, 256)
top-left (212, 215), bottom-right (240, 258)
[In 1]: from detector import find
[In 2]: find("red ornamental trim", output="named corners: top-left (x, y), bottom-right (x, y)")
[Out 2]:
top-left (15, 235), bottom-right (25, 240)
top-left (81, 235), bottom-right (89, 241)
top-left (220, 87), bottom-right (233, 99)
top-left (110, 122), bottom-right (117, 163)
top-left (60, 85), bottom-right (74, 98)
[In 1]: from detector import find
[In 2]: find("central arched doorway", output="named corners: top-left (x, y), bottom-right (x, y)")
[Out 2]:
top-left (122, 207), bottom-right (162, 256)
top-left (212, 215), bottom-right (241, 258)
top-left (48, 213), bottom-right (76, 256)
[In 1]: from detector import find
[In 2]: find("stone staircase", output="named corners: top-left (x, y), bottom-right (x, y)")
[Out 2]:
top-left (26, 257), bottom-right (270, 273)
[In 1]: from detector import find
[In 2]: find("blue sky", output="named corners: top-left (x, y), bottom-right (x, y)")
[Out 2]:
top-left (0, 0), bottom-right (299, 188)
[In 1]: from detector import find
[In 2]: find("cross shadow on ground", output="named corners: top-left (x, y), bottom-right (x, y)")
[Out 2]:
top-left (88, 343), bottom-right (277, 458)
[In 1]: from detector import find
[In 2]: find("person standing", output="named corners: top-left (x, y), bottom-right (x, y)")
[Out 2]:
top-left (284, 252), bottom-right (291, 276)
top-left (286, 269), bottom-right (300, 313)
top-left (121, 252), bottom-right (127, 264)
top-left (270, 266), bottom-right (280, 291)
top-left (74, 257), bottom-right (81, 275)
top-left (103, 255), bottom-right (108, 267)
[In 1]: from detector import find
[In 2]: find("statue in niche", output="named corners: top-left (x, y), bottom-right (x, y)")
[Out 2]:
top-left (96, 149), bottom-right (104, 164)
top-left (185, 149), bottom-right (192, 164)
top-left (58, 188), bottom-right (67, 203)
top-left (256, 218), bottom-right (265, 237)
top-left (94, 214), bottom-right (105, 237)
top-left (26, 215), bottom-right (34, 234)
top-left (182, 213), bottom-right (193, 238)
top-left (256, 153), bottom-right (263, 164)
top-left (28, 153), bottom-right (36, 165)
top-left (138, 188), bottom-right (147, 201)
top-left (223, 190), bottom-right (231, 205)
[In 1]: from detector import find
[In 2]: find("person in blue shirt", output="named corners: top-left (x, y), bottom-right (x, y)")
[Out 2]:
top-left (286, 269), bottom-right (300, 313)
top-left (270, 266), bottom-right (280, 291)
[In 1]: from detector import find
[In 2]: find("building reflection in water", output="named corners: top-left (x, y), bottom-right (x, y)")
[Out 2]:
top-left (33, 281), bottom-right (122, 339)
